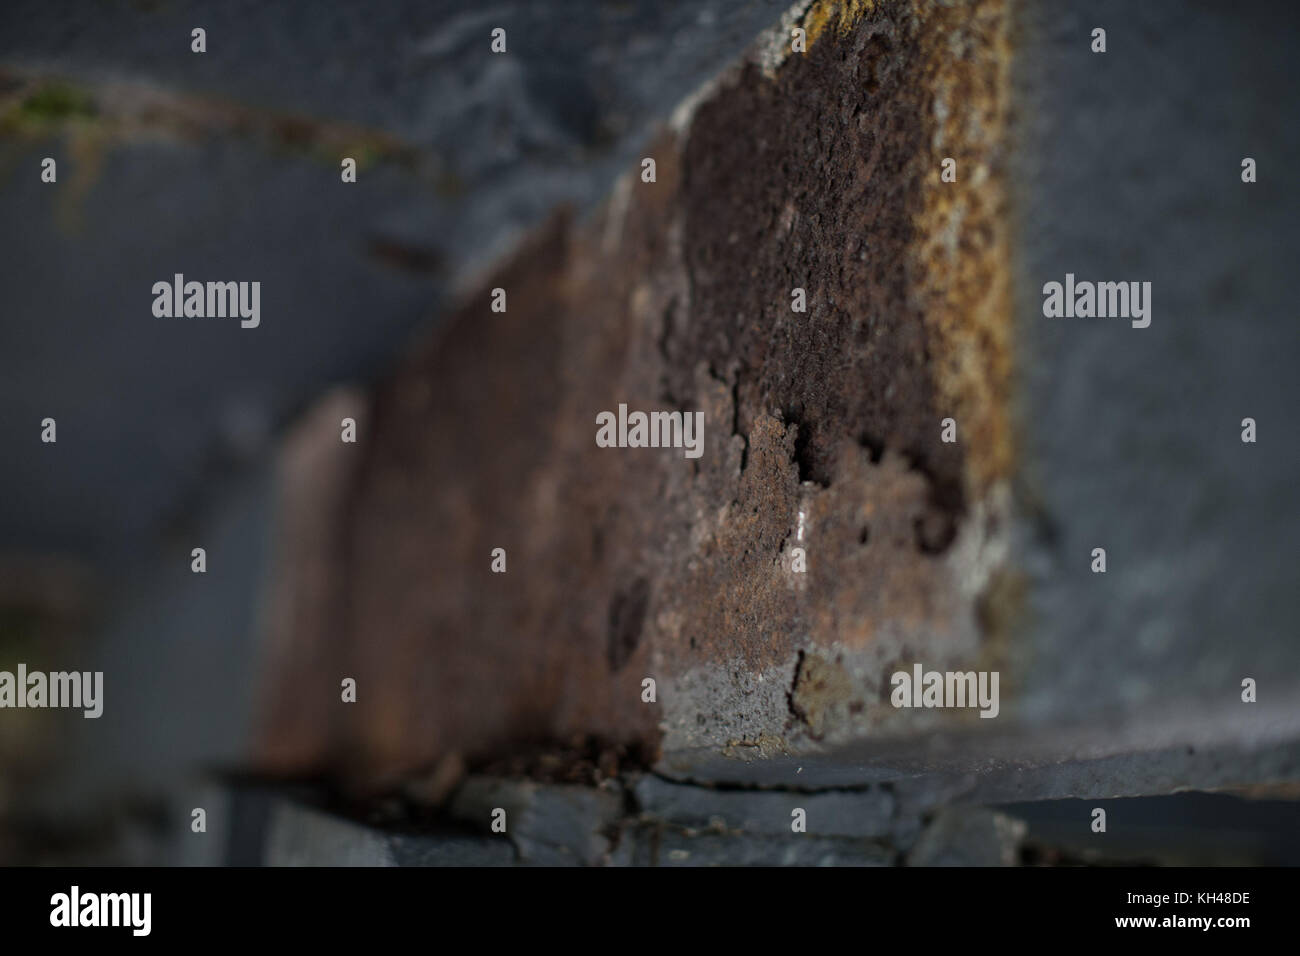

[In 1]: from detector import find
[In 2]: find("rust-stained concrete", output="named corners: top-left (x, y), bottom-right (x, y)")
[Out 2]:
top-left (253, 0), bottom-right (1014, 792)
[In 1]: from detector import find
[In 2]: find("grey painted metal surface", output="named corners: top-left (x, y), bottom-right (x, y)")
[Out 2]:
top-left (1008, 0), bottom-right (1300, 725)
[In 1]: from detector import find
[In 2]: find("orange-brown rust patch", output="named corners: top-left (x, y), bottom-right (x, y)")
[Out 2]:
top-left (910, 0), bottom-right (1014, 496)
top-left (804, 1), bottom-right (879, 47)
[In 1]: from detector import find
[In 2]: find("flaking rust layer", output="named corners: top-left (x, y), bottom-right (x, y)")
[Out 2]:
top-left (253, 0), bottom-right (1014, 791)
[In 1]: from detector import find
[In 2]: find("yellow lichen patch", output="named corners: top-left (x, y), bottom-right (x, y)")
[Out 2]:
top-left (0, 68), bottom-right (430, 176)
top-left (908, 0), bottom-right (1015, 497)
top-left (803, 0), bottom-right (877, 47)
top-left (0, 69), bottom-right (444, 234)
top-left (0, 80), bottom-right (97, 137)
top-left (0, 78), bottom-right (108, 232)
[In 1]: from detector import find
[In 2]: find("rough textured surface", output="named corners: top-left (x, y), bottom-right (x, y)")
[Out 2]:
top-left (252, 0), bottom-right (1016, 789)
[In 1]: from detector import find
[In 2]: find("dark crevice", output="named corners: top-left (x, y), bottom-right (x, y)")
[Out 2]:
top-left (900, 444), bottom-right (964, 555)
top-left (731, 376), bottom-right (749, 474)
top-left (786, 649), bottom-right (807, 724)
top-left (785, 410), bottom-right (831, 488)
top-left (857, 431), bottom-right (886, 464)
top-left (606, 576), bottom-right (650, 672)
top-left (914, 509), bottom-right (957, 555)
top-left (646, 767), bottom-right (886, 796)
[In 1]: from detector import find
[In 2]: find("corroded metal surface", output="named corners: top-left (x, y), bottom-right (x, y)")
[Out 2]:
top-left (254, 0), bottom-right (1014, 791)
